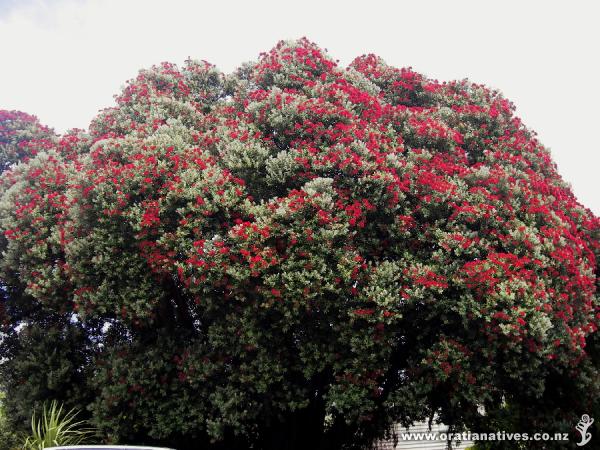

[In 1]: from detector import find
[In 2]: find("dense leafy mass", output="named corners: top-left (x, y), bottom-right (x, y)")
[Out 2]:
top-left (0, 110), bottom-right (55, 173)
top-left (1, 39), bottom-right (598, 449)
top-left (0, 391), bottom-right (20, 450)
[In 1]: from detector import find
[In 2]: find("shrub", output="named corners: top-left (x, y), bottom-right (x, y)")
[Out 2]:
top-left (22, 401), bottom-right (95, 449)
top-left (0, 390), bottom-right (21, 450)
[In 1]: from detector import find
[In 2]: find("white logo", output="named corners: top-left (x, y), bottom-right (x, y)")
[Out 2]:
top-left (575, 414), bottom-right (594, 446)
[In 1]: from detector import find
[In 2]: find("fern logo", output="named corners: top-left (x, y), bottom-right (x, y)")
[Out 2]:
top-left (575, 414), bottom-right (594, 447)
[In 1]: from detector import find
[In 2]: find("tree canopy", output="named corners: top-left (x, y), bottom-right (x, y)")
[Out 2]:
top-left (0, 39), bottom-right (598, 449)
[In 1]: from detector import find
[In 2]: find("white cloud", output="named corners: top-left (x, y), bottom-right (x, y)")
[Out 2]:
top-left (1, 0), bottom-right (598, 214)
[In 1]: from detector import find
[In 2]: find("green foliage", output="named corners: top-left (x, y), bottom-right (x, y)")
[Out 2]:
top-left (0, 391), bottom-right (21, 450)
top-left (0, 318), bottom-right (96, 432)
top-left (22, 401), bottom-right (96, 450)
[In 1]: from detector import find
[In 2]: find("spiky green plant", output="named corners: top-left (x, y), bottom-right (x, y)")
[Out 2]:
top-left (22, 401), bottom-right (95, 450)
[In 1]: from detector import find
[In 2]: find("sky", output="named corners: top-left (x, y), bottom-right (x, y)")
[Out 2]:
top-left (0, 0), bottom-right (598, 215)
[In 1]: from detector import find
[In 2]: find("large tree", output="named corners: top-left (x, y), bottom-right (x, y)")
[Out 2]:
top-left (0, 39), bottom-right (598, 449)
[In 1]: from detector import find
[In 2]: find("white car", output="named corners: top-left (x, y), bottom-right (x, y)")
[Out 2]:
top-left (47, 447), bottom-right (175, 450)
